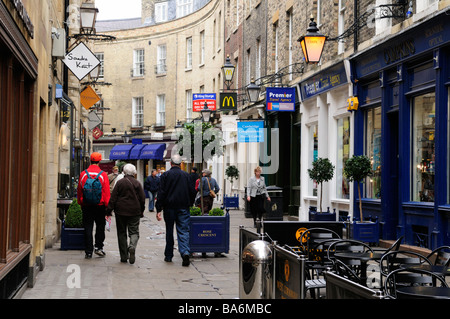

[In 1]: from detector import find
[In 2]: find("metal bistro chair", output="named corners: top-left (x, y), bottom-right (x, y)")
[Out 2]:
top-left (426, 246), bottom-right (450, 267)
top-left (372, 235), bottom-right (404, 255)
top-left (327, 239), bottom-right (374, 275)
top-left (383, 268), bottom-right (448, 299)
top-left (298, 228), bottom-right (341, 271)
top-left (379, 250), bottom-right (433, 288)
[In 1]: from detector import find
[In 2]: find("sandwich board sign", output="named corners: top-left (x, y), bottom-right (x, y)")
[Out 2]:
top-left (63, 42), bottom-right (100, 81)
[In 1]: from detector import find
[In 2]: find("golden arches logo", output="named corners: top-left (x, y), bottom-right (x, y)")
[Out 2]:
top-left (222, 96), bottom-right (235, 108)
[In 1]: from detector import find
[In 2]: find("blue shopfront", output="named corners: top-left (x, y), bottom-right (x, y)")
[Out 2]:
top-left (350, 11), bottom-right (450, 248)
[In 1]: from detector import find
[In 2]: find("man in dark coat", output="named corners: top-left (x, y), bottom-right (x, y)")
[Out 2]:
top-left (156, 155), bottom-right (195, 266)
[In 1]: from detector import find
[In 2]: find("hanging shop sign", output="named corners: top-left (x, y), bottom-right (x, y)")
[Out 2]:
top-left (63, 42), bottom-right (100, 81)
top-left (193, 93), bottom-right (217, 112)
top-left (219, 93), bottom-right (238, 111)
top-left (92, 127), bottom-right (103, 140)
top-left (266, 87), bottom-right (296, 112)
top-left (80, 85), bottom-right (101, 110)
top-left (237, 121), bottom-right (264, 143)
top-left (88, 111), bottom-right (102, 130)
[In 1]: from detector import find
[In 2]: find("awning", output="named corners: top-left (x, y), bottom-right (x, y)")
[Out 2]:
top-left (129, 143), bottom-right (146, 160)
top-left (140, 143), bottom-right (166, 160)
top-left (109, 144), bottom-right (134, 160)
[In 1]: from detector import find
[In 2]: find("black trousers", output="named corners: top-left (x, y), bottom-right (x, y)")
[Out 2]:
top-left (249, 194), bottom-right (266, 222)
top-left (82, 205), bottom-right (106, 254)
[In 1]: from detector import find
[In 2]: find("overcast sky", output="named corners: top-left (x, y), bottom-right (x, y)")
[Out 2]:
top-left (96, 0), bottom-right (142, 21)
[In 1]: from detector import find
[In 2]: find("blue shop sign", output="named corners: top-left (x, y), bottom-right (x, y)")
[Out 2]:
top-left (300, 62), bottom-right (348, 100)
top-left (266, 87), bottom-right (296, 112)
top-left (237, 121), bottom-right (264, 143)
top-left (353, 13), bottom-right (449, 78)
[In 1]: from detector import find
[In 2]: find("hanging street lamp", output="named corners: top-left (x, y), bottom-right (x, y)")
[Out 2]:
top-left (79, 2), bottom-right (99, 34)
top-left (298, 18), bottom-right (327, 64)
top-left (222, 55), bottom-right (236, 90)
top-left (201, 102), bottom-right (213, 122)
top-left (246, 78), bottom-right (261, 103)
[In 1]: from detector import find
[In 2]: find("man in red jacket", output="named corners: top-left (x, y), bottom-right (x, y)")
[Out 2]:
top-left (77, 152), bottom-right (111, 259)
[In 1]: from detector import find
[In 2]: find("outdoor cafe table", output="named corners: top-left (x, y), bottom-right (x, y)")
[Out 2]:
top-left (334, 252), bottom-right (385, 285)
top-left (396, 286), bottom-right (450, 299)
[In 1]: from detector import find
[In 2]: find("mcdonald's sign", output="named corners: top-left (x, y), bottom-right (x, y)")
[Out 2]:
top-left (219, 93), bottom-right (238, 111)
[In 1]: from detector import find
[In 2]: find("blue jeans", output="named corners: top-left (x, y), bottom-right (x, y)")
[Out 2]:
top-left (148, 191), bottom-right (157, 211)
top-left (163, 208), bottom-right (190, 258)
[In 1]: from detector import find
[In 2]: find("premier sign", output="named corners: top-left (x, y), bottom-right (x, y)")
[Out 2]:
top-left (266, 87), bottom-right (296, 112)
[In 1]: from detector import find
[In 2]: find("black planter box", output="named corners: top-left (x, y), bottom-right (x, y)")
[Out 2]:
top-left (60, 221), bottom-right (85, 250)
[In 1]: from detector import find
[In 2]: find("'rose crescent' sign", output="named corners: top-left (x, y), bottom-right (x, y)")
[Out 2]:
top-left (63, 42), bottom-right (100, 81)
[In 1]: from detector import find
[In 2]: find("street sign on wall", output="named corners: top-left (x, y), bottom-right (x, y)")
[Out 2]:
top-left (193, 93), bottom-right (216, 112)
top-left (266, 87), bottom-right (296, 112)
top-left (63, 42), bottom-right (100, 81)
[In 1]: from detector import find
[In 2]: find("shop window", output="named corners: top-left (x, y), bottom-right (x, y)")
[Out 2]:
top-left (309, 124), bottom-right (318, 196)
top-left (412, 92), bottom-right (435, 202)
top-left (365, 106), bottom-right (382, 199)
top-left (337, 117), bottom-right (350, 199)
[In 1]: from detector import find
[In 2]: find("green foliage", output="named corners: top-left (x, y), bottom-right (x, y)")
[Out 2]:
top-left (65, 199), bottom-right (83, 228)
top-left (225, 165), bottom-right (239, 183)
top-left (208, 208), bottom-right (224, 216)
top-left (175, 122), bottom-right (224, 162)
top-left (307, 158), bottom-right (335, 213)
top-left (307, 157), bottom-right (335, 184)
top-left (190, 206), bottom-right (202, 216)
top-left (343, 155), bottom-right (373, 221)
top-left (343, 155), bottom-right (372, 183)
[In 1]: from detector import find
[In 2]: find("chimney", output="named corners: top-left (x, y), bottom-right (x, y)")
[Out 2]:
top-left (142, 0), bottom-right (155, 25)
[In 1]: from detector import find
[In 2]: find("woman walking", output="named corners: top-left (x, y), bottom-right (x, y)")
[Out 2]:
top-left (247, 166), bottom-right (271, 227)
top-left (107, 164), bottom-right (145, 264)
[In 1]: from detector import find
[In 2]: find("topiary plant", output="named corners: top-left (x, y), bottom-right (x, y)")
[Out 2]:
top-left (343, 155), bottom-right (373, 222)
top-left (225, 165), bottom-right (239, 194)
top-left (208, 207), bottom-right (224, 216)
top-left (307, 157), bottom-right (335, 213)
top-left (65, 198), bottom-right (83, 228)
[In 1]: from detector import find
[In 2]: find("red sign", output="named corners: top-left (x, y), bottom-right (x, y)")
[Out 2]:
top-left (92, 127), bottom-right (103, 140)
top-left (193, 93), bottom-right (217, 112)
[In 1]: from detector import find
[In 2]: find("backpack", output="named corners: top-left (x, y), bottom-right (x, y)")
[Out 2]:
top-left (83, 169), bottom-right (104, 205)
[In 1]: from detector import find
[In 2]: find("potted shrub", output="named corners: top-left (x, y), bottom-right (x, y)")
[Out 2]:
top-left (344, 155), bottom-right (379, 243)
top-left (307, 158), bottom-right (336, 221)
top-left (224, 165), bottom-right (240, 209)
top-left (189, 207), bottom-right (229, 255)
top-left (61, 199), bottom-right (85, 250)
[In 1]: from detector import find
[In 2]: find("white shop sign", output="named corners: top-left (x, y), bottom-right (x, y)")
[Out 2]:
top-left (63, 42), bottom-right (100, 81)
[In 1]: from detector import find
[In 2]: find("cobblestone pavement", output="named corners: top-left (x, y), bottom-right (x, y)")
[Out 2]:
top-left (21, 207), bottom-right (254, 299)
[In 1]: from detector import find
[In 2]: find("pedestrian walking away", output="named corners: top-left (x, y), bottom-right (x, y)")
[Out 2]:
top-left (156, 154), bottom-right (196, 266)
top-left (107, 164), bottom-right (146, 264)
top-left (144, 168), bottom-right (160, 212)
top-left (108, 165), bottom-right (120, 192)
top-left (199, 169), bottom-right (220, 215)
top-left (77, 152), bottom-right (111, 259)
top-left (247, 166), bottom-right (271, 227)
top-left (189, 167), bottom-right (199, 206)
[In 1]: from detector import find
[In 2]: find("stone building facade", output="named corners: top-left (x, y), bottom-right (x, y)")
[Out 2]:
top-left (92, 0), bottom-right (225, 184)
top-left (0, 0), bottom-right (87, 298)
